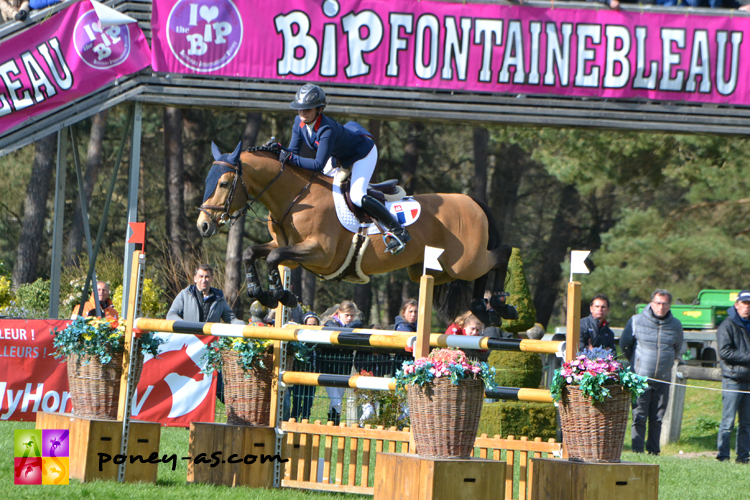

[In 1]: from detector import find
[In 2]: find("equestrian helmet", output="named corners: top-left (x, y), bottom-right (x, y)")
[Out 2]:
top-left (290, 84), bottom-right (327, 110)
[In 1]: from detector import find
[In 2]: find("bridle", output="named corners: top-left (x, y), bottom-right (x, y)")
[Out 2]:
top-left (197, 159), bottom-right (250, 228)
top-left (198, 146), bottom-right (309, 232)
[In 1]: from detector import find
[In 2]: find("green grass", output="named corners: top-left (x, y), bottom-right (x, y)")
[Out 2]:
top-left (3, 380), bottom-right (750, 498)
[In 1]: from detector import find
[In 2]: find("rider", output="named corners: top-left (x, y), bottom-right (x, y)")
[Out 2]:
top-left (279, 83), bottom-right (410, 255)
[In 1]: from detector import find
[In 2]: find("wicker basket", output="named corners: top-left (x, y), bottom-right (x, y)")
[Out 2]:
top-left (222, 351), bottom-right (293, 426)
top-left (559, 385), bottom-right (630, 463)
top-left (406, 377), bottom-right (484, 458)
top-left (67, 349), bottom-right (143, 420)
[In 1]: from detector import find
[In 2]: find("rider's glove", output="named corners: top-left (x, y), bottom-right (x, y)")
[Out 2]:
top-left (279, 149), bottom-right (293, 164)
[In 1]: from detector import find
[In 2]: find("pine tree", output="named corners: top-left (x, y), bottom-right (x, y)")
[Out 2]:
top-left (503, 248), bottom-right (536, 334)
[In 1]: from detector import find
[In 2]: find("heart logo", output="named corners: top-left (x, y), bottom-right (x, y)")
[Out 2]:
top-left (199, 5), bottom-right (219, 23)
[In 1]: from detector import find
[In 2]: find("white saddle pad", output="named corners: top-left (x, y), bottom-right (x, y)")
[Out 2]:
top-left (330, 169), bottom-right (421, 235)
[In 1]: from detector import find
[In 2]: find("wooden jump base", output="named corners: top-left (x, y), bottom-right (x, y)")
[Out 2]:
top-left (133, 318), bottom-right (565, 355)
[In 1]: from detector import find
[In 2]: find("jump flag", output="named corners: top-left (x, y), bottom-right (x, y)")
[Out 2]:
top-left (570, 250), bottom-right (591, 282)
top-left (91, 0), bottom-right (138, 28)
top-left (128, 222), bottom-right (146, 249)
top-left (423, 246), bottom-right (444, 275)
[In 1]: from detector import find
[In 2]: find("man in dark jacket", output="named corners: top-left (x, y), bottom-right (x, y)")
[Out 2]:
top-left (620, 289), bottom-right (684, 455)
top-left (579, 293), bottom-right (616, 352)
top-left (167, 264), bottom-right (244, 404)
top-left (166, 264), bottom-right (243, 325)
top-left (716, 290), bottom-right (750, 463)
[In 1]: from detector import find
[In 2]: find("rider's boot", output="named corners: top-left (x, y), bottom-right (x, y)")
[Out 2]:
top-left (360, 195), bottom-right (411, 255)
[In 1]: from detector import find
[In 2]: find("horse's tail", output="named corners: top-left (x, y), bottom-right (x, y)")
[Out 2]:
top-left (433, 280), bottom-right (472, 324)
top-left (470, 196), bottom-right (501, 251)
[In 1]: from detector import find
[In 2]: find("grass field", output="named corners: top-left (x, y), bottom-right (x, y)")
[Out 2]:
top-left (2, 380), bottom-right (749, 499)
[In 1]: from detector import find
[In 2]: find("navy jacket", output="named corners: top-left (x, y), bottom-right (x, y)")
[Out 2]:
top-left (579, 315), bottom-right (616, 352)
top-left (717, 306), bottom-right (750, 382)
top-left (287, 115), bottom-right (373, 171)
top-left (394, 316), bottom-right (417, 332)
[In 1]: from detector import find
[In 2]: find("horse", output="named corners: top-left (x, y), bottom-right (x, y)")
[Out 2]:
top-left (197, 141), bottom-right (516, 325)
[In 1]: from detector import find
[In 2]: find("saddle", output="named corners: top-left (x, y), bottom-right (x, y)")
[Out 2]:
top-left (338, 172), bottom-right (402, 224)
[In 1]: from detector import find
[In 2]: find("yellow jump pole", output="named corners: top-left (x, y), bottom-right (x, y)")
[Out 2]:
top-left (414, 275), bottom-right (434, 359)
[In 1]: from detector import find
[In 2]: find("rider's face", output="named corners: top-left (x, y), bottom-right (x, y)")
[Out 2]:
top-left (298, 108), bottom-right (318, 124)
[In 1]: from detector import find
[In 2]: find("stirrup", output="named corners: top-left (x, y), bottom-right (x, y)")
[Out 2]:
top-left (382, 231), bottom-right (408, 255)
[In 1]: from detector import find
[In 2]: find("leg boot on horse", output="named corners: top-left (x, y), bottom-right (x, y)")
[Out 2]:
top-left (360, 195), bottom-right (411, 255)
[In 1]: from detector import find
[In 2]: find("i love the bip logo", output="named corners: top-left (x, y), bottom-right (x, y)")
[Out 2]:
top-left (73, 9), bottom-right (132, 69)
top-left (166, 0), bottom-right (243, 72)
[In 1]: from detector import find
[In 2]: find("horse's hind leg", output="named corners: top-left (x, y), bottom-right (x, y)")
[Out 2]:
top-left (243, 242), bottom-right (277, 308)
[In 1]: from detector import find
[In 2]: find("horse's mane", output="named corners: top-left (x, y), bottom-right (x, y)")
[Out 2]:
top-left (243, 143), bottom-right (334, 186)
top-left (246, 143), bottom-right (281, 158)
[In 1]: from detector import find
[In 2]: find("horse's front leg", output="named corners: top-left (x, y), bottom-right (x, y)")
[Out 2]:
top-left (243, 242), bottom-right (278, 308)
top-left (266, 241), bottom-right (325, 309)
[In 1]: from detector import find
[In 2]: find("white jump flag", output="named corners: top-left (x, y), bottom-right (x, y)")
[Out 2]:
top-left (570, 250), bottom-right (591, 283)
top-left (423, 246), bottom-right (444, 275)
top-left (91, 0), bottom-right (138, 27)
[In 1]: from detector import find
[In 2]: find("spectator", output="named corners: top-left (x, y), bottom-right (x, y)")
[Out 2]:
top-left (289, 311), bottom-right (320, 422)
top-left (70, 281), bottom-right (118, 321)
top-left (321, 301), bottom-right (362, 424)
top-left (443, 311), bottom-right (500, 362)
top-left (683, 0), bottom-right (750, 10)
top-left (620, 289), bottom-right (684, 456)
top-left (166, 264), bottom-right (244, 405)
top-left (303, 311), bottom-right (320, 326)
top-left (394, 299), bottom-right (418, 332)
top-left (579, 293), bottom-right (616, 352)
top-left (716, 290), bottom-right (750, 464)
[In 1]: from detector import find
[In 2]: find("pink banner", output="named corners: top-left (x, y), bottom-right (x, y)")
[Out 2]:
top-left (0, 1), bottom-right (151, 136)
top-left (151, 0), bottom-right (749, 105)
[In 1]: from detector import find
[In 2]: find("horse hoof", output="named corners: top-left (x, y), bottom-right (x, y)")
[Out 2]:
top-left (270, 286), bottom-right (286, 302)
top-left (281, 291), bottom-right (298, 309)
top-left (257, 291), bottom-right (277, 309)
top-left (497, 304), bottom-right (519, 320)
top-left (489, 293), bottom-right (510, 311)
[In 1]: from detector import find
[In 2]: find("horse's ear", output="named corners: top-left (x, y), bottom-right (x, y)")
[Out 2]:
top-left (228, 141), bottom-right (242, 164)
top-left (211, 142), bottom-right (222, 161)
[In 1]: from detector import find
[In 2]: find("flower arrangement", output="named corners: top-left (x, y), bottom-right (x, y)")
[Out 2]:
top-left (202, 324), bottom-right (313, 376)
top-left (395, 348), bottom-right (498, 390)
top-left (52, 316), bottom-right (164, 365)
top-left (550, 347), bottom-right (648, 403)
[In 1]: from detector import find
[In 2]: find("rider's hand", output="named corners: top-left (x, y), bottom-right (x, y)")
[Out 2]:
top-left (279, 149), bottom-right (293, 164)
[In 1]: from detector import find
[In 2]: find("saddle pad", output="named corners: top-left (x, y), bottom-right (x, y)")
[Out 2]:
top-left (331, 169), bottom-right (421, 235)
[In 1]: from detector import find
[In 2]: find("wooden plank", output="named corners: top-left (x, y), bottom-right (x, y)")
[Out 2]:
top-left (361, 429), bottom-right (371, 487)
top-left (298, 432), bottom-right (310, 482)
top-left (335, 428), bottom-right (345, 485)
top-left (288, 430), bottom-right (300, 481)
top-left (323, 430), bottom-right (333, 484)
top-left (348, 436), bottom-right (358, 486)
top-left (309, 429), bottom-right (321, 484)
top-left (282, 420), bottom-right (410, 441)
top-left (519, 437), bottom-right (529, 500)
top-left (505, 441), bottom-right (515, 500)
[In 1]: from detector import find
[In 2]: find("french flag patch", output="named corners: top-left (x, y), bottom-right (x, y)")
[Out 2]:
top-left (387, 200), bottom-right (421, 227)
top-left (394, 204), bottom-right (406, 224)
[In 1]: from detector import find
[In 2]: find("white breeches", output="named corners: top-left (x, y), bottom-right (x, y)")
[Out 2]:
top-left (350, 144), bottom-right (377, 207)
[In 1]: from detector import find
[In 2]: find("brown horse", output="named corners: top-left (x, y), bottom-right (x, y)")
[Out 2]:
top-left (197, 142), bottom-right (515, 324)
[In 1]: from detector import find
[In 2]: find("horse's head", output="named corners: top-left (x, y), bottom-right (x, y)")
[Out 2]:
top-left (197, 141), bottom-right (248, 238)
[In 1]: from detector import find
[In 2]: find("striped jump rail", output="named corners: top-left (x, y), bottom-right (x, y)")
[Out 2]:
top-left (133, 319), bottom-right (565, 355)
top-left (280, 372), bottom-right (553, 403)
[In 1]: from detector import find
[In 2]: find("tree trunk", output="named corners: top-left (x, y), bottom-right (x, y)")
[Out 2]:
top-left (472, 126), bottom-right (489, 203)
top-left (182, 108), bottom-right (208, 252)
top-left (301, 270), bottom-right (316, 307)
top-left (490, 142), bottom-right (527, 243)
top-left (533, 184), bottom-right (581, 328)
top-left (13, 134), bottom-right (57, 287)
top-left (164, 107), bottom-right (186, 269)
top-left (65, 110), bottom-right (108, 265)
top-left (224, 112), bottom-right (263, 318)
top-left (353, 283), bottom-right (371, 326)
top-left (401, 122), bottom-right (423, 195)
top-left (387, 274), bottom-right (402, 328)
